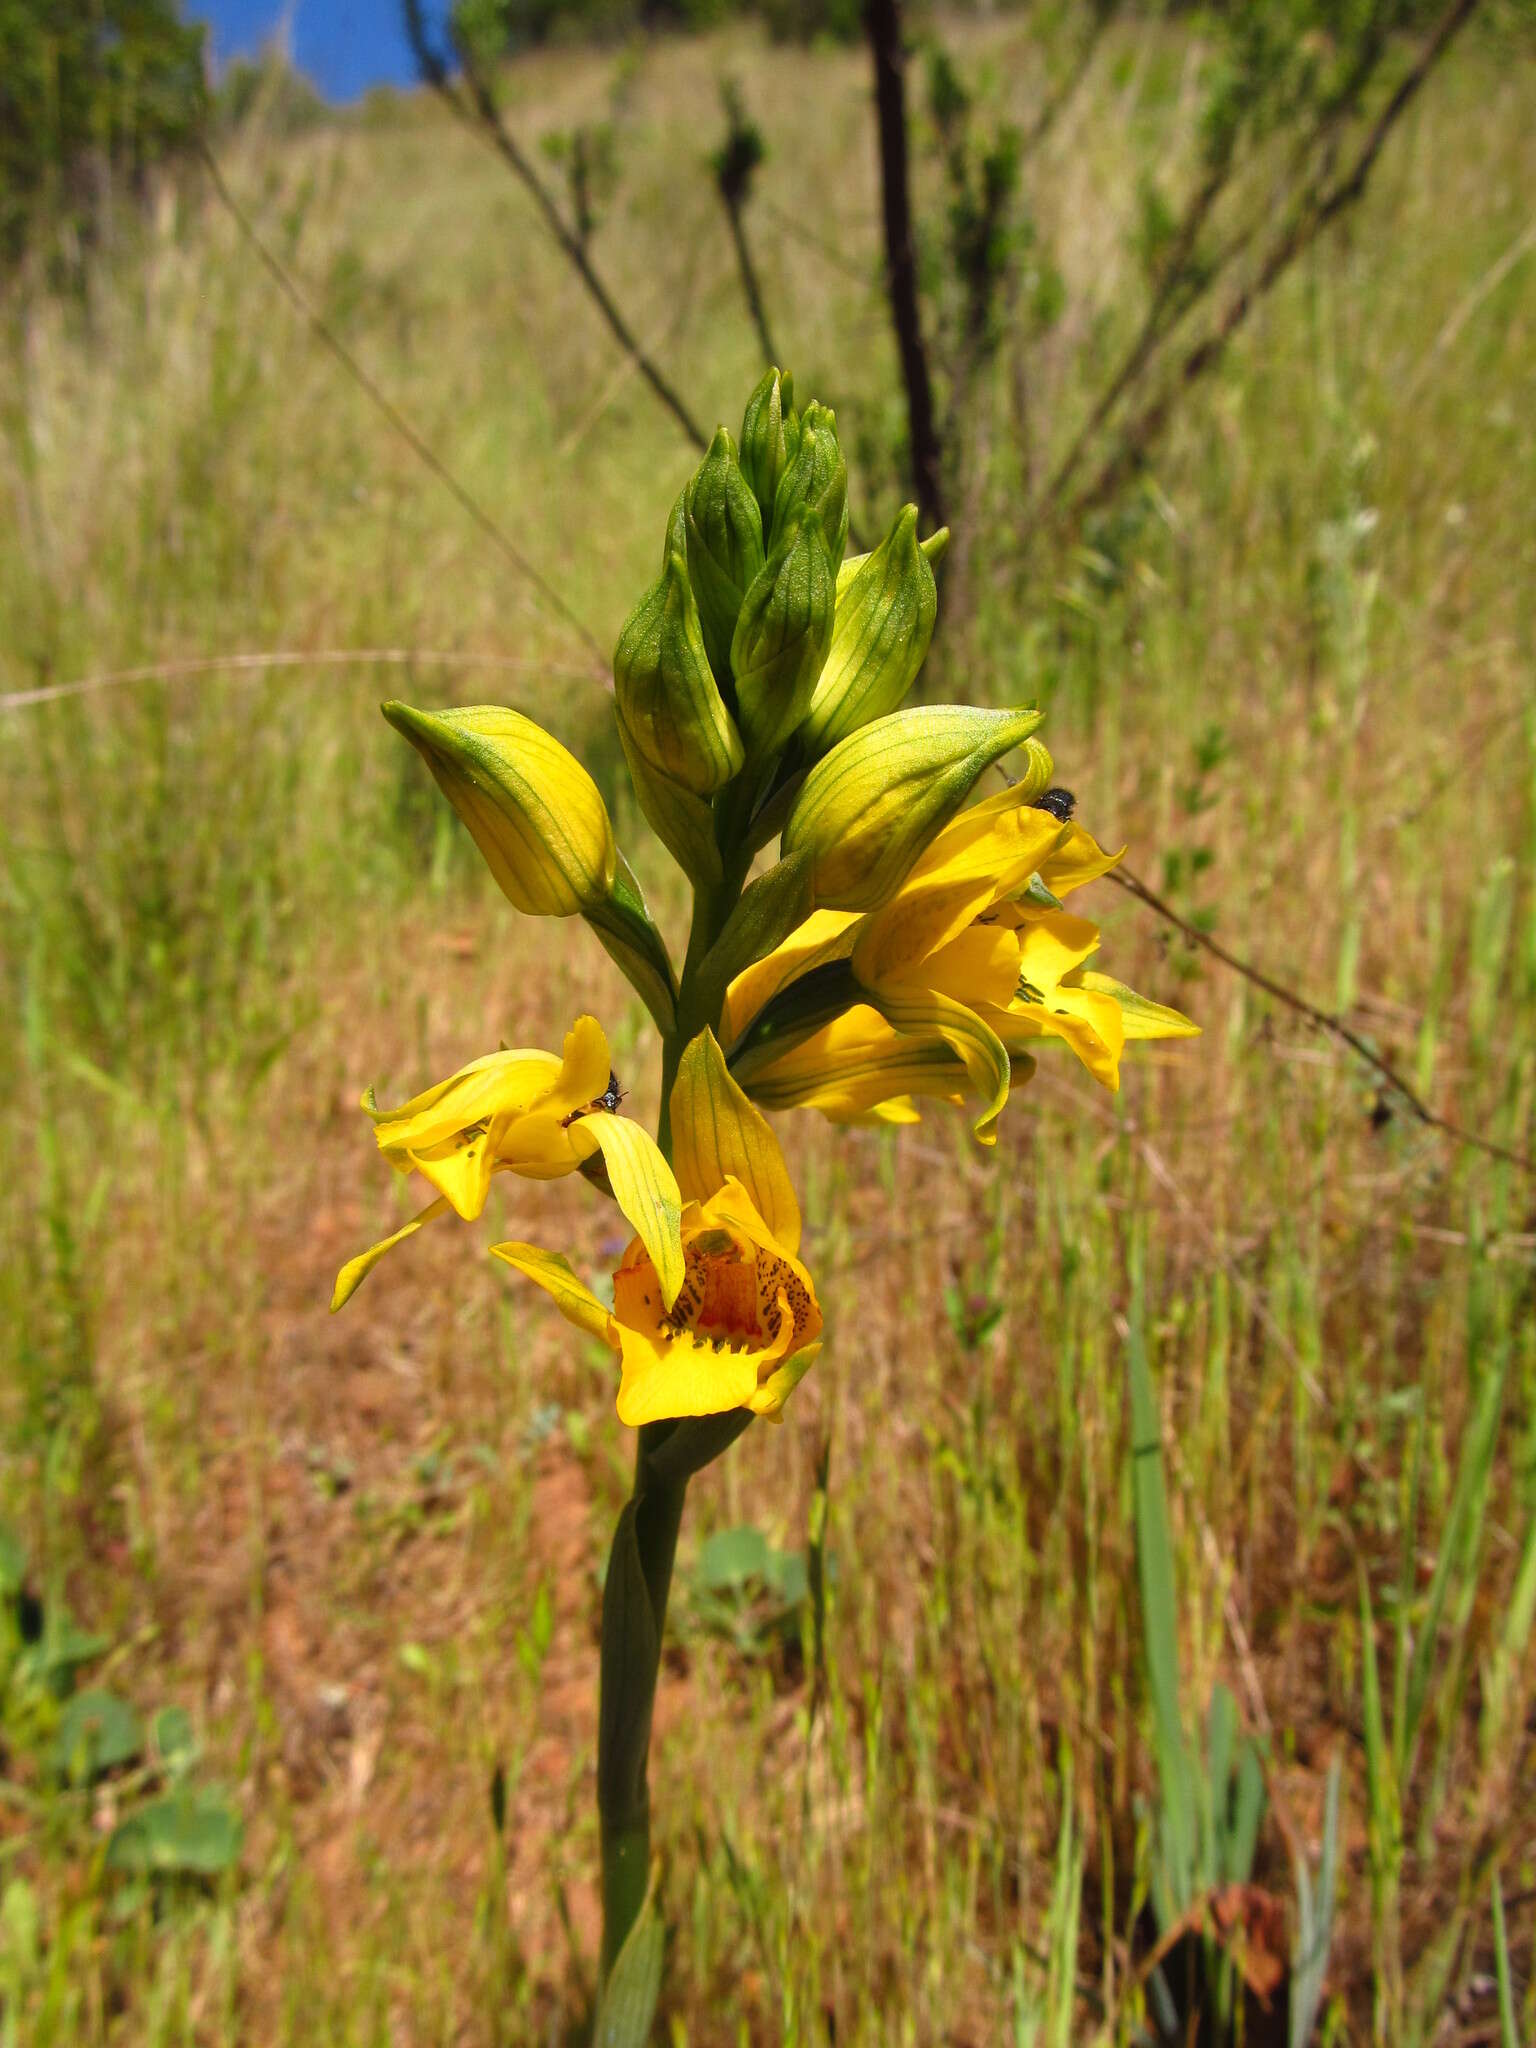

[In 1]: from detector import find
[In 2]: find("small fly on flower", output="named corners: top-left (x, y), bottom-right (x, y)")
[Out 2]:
top-left (1031, 787), bottom-right (1077, 821)
top-left (562, 1070), bottom-right (626, 1126)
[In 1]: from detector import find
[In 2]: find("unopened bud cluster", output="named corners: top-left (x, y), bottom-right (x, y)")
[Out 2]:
top-left (613, 369), bottom-right (956, 902)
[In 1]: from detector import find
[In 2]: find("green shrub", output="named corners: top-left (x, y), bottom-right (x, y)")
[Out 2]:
top-left (0, 0), bottom-right (206, 270)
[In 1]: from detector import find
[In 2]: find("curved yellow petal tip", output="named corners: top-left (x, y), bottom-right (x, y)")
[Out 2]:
top-left (330, 1266), bottom-right (360, 1314)
top-left (751, 1342), bottom-right (822, 1422)
top-left (489, 1241), bottom-right (612, 1323)
top-left (330, 1195), bottom-right (452, 1312)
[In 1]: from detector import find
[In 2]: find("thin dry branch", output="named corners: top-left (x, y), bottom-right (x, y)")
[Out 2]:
top-left (196, 138), bottom-right (609, 672)
top-left (0, 647), bottom-right (610, 715)
top-left (1017, 0), bottom-right (1116, 165)
top-left (722, 193), bottom-right (781, 372)
top-left (1111, 864), bottom-right (1533, 1176)
top-left (402, 0), bottom-right (707, 453)
top-left (1023, 152), bottom-right (1234, 542)
top-left (1063, 0), bottom-right (1482, 533)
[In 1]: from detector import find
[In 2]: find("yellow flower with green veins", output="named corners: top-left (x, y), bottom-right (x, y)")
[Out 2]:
top-left (737, 1004), bottom-right (987, 1128)
top-left (725, 782), bottom-right (1197, 1137)
top-left (331, 1016), bottom-right (683, 1313)
top-left (492, 1031), bottom-right (821, 1430)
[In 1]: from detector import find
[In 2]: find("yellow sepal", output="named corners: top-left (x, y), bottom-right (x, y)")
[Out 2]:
top-left (331, 1196), bottom-right (451, 1312)
top-left (489, 1242), bottom-right (616, 1346)
top-left (670, 1030), bottom-right (802, 1255)
top-left (578, 1110), bottom-right (686, 1310)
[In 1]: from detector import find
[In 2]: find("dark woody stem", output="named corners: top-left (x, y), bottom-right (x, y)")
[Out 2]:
top-left (595, 819), bottom-right (752, 1992)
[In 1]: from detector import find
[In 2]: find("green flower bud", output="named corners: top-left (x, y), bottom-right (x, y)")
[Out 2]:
top-left (662, 487), bottom-right (686, 572)
top-left (770, 400), bottom-right (847, 566)
top-left (616, 716), bottom-right (723, 889)
top-left (613, 553), bottom-right (744, 795)
top-left (682, 428), bottom-right (765, 686)
top-left (729, 505), bottom-right (836, 762)
top-left (739, 366), bottom-right (796, 525)
top-left (383, 701), bottom-right (615, 916)
top-left (782, 703), bottom-right (1045, 912)
top-left (800, 505), bottom-right (941, 756)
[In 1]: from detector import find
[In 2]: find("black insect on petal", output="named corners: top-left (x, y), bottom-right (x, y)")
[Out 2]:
top-left (563, 1069), bottom-right (626, 1126)
top-left (1031, 787), bottom-right (1077, 822)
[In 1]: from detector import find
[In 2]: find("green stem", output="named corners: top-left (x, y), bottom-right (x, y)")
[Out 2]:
top-left (594, 815), bottom-right (754, 1994)
top-left (597, 1425), bottom-right (687, 1982)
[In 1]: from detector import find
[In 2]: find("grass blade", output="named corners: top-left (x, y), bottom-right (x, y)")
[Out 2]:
top-left (1128, 1262), bottom-right (1195, 1915)
top-left (1290, 1754), bottom-right (1342, 2048)
top-left (1491, 1871), bottom-right (1518, 2048)
top-left (1402, 1311), bottom-right (1508, 1777)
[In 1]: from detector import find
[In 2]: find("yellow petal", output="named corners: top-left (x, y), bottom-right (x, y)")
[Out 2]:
top-left (670, 1031), bottom-right (802, 1255)
top-left (489, 1241), bottom-right (616, 1346)
top-left (988, 983), bottom-right (1126, 1090)
top-left (849, 799), bottom-right (1062, 986)
top-left (554, 1014), bottom-right (614, 1113)
top-left (1074, 971), bottom-right (1201, 1041)
top-left (331, 1196), bottom-right (452, 1311)
top-left (1037, 823), bottom-right (1123, 898)
top-left (742, 1004), bottom-right (974, 1121)
top-left (870, 984), bottom-right (1013, 1143)
top-left (723, 908), bottom-right (860, 1045)
top-left (862, 1095), bottom-right (923, 1125)
top-left (750, 1342), bottom-right (821, 1422)
top-left (1016, 912), bottom-right (1103, 996)
top-left (370, 1047), bottom-right (562, 1156)
top-left (614, 1326), bottom-right (764, 1427)
top-left (921, 925), bottom-right (1022, 1009)
top-left (906, 773), bottom-right (1064, 886)
top-left (496, 1109), bottom-right (587, 1179)
top-left (923, 769), bottom-right (1054, 843)
top-left (406, 1127), bottom-right (500, 1219)
top-left (783, 704), bottom-right (1047, 912)
top-left (580, 1112), bottom-right (685, 1310)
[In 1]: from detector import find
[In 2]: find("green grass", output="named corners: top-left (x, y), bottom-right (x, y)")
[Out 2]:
top-left (1, 13), bottom-right (1534, 2044)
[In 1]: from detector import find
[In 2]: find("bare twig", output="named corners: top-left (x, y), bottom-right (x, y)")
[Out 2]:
top-left (1064, 0), bottom-right (1482, 532)
top-left (402, 0), bottom-right (708, 453)
top-left (723, 197), bottom-right (780, 372)
top-left (1393, 698), bottom-right (1531, 828)
top-left (1022, 151), bottom-right (1234, 542)
top-left (758, 196), bottom-right (876, 283)
top-left (1406, 210), bottom-right (1536, 398)
top-left (1112, 864), bottom-right (1533, 1176)
top-left (713, 81), bottom-right (781, 371)
top-left (0, 646), bottom-right (609, 715)
top-left (554, 262), bottom-right (704, 461)
top-left (1017, 0), bottom-right (1116, 165)
top-left (196, 137), bottom-right (608, 671)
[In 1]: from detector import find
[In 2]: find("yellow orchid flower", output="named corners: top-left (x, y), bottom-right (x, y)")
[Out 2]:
top-left (492, 1031), bottom-right (822, 1430)
top-left (726, 784), bottom-right (1196, 1139)
top-left (331, 1015), bottom-right (684, 1313)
